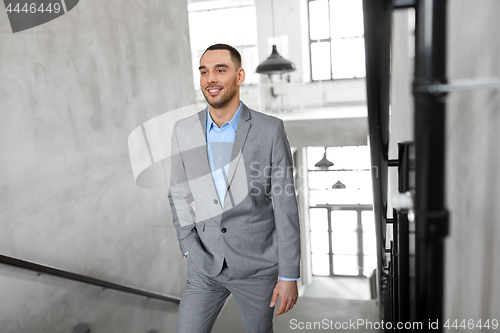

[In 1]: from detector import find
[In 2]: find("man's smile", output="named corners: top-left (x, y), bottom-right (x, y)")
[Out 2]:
top-left (207, 86), bottom-right (222, 95)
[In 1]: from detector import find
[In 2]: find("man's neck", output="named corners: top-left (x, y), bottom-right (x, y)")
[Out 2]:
top-left (209, 99), bottom-right (240, 128)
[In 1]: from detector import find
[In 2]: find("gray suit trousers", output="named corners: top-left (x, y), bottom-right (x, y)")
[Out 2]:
top-left (176, 258), bottom-right (278, 333)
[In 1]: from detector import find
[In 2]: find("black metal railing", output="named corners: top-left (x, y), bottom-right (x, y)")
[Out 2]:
top-left (0, 254), bottom-right (181, 304)
top-left (363, 0), bottom-right (449, 331)
top-left (413, 0), bottom-right (449, 327)
top-left (396, 142), bottom-right (415, 327)
top-left (362, 0), bottom-right (392, 322)
top-left (386, 142), bottom-right (416, 332)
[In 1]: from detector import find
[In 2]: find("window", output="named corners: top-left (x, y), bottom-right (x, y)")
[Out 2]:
top-left (307, 146), bottom-right (376, 277)
top-left (309, 206), bottom-right (376, 277)
top-left (188, 2), bottom-right (259, 90)
top-left (308, 0), bottom-right (366, 81)
top-left (307, 146), bottom-right (373, 206)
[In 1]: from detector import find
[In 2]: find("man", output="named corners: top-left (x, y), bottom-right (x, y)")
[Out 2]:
top-left (168, 44), bottom-right (300, 333)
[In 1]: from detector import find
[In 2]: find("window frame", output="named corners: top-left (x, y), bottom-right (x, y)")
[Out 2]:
top-left (187, 3), bottom-right (260, 89)
top-left (307, 0), bottom-right (366, 82)
top-left (309, 204), bottom-right (374, 277)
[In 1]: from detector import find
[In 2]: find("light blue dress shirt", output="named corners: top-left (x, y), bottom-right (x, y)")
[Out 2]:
top-left (206, 102), bottom-right (242, 209)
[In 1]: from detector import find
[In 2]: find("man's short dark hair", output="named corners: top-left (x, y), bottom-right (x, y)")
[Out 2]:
top-left (202, 44), bottom-right (242, 69)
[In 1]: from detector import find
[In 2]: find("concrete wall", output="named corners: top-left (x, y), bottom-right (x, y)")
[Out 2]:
top-left (284, 117), bottom-right (368, 148)
top-left (388, 9), bottom-right (414, 217)
top-left (445, 0), bottom-right (500, 322)
top-left (389, 0), bottom-right (500, 323)
top-left (294, 148), bottom-right (312, 289)
top-left (0, 0), bottom-right (194, 331)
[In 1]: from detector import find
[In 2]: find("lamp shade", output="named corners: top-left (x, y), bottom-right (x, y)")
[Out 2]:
top-left (256, 45), bottom-right (296, 75)
top-left (332, 180), bottom-right (346, 189)
top-left (314, 152), bottom-right (334, 168)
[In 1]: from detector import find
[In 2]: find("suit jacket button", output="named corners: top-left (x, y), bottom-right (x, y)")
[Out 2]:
top-left (221, 228), bottom-right (227, 233)
top-left (213, 199), bottom-right (218, 204)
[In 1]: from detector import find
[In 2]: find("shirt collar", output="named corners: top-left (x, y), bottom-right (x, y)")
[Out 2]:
top-left (206, 101), bottom-right (242, 133)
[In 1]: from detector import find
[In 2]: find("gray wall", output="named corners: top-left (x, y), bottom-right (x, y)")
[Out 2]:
top-left (389, 1), bottom-right (500, 323)
top-left (0, 1), bottom-right (193, 331)
top-left (388, 9), bottom-right (414, 213)
top-left (285, 117), bottom-right (368, 148)
top-left (445, 0), bottom-right (500, 321)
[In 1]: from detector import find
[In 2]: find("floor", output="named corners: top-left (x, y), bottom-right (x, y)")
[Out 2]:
top-left (301, 276), bottom-right (372, 300)
top-left (212, 277), bottom-right (380, 332)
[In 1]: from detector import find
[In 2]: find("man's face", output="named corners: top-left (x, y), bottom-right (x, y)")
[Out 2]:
top-left (199, 49), bottom-right (244, 109)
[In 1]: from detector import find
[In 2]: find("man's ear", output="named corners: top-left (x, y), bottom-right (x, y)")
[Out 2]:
top-left (237, 68), bottom-right (246, 86)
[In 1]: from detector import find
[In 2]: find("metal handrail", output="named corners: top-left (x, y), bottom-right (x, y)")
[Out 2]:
top-left (396, 142), bottom-right (414, 327)
top-left (0, 254), bottom-right (181, 304)
top-left (362, 0), bottom-right (393, 318)
top-left (413, 0), bottom-right (449, 328)
top-left (363, 0), bottom-right (449, 330)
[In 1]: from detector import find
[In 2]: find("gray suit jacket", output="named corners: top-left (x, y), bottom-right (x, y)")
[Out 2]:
top-left (168, 103), bottom-right (300, 279)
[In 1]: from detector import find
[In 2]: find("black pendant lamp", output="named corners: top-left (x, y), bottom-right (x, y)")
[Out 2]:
top-left (314, 149), bottom-right (334, 169)
top-left (256, 45), bottom-right (296, 74)
top-left (332, 180), bottom-right (346, 189)
top-left (256, 0), bottom-right (296, 75)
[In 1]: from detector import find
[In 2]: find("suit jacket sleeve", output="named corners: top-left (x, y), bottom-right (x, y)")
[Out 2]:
top-left (168, 122), bottom-right (198, 256)
top-left (271, 119), bottom-right (301, 279)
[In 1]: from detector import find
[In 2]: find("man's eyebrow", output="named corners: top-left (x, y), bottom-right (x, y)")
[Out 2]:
top-left (198, 64), bottom-right (230, 70)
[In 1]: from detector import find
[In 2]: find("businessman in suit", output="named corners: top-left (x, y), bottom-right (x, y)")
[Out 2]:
top-left (168, 44), bottom-right (300, 333)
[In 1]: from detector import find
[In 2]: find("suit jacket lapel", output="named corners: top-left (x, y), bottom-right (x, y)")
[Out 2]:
top-left (197, 110), bottom-right (221, 208)
top-left (199, 108), bottom-right (208, 138)
top-left (224, 104), bottom-right (251, 208)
